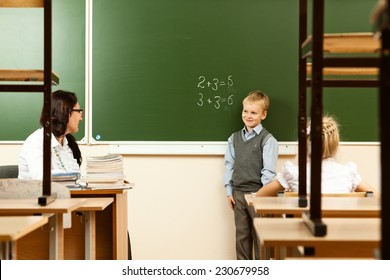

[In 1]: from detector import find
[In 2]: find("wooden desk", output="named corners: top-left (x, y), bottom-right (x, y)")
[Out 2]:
top-left (254, 218), bottom-right (380, 259)
top-left (0, 198), bottom-right (85, 259)
top-left (250, 196), bottom-right (380, 218)
top-left (245, 193), bottom-right (255, 207)
top-left (76, 197), bottom-right (114, 259)
top-left (14, 197), bottom-right (117, 259)
top-left (0, 216), bottom-right (49, 260)
top-left (70, 189), bottom-right (129, 259)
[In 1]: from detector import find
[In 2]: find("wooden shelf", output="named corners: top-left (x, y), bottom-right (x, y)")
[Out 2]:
top-left (0, 0), bottom-right (44, 8)
top-left (0, 69), bottom-right (59, 85)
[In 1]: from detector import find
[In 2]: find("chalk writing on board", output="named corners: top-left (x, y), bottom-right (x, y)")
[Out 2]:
top-left (196, 75), bottom-right (235, 110)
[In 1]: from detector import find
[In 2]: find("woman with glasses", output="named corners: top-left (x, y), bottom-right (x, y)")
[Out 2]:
top-left (18, 90), bottom-right (84, 179)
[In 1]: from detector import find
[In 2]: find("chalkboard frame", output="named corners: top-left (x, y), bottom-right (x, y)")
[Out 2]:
top-left (89, 0), bottom-right (379, 146)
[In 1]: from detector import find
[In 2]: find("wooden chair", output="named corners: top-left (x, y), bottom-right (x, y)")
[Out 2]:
top-left (0, 165), bottom-right (18, 179)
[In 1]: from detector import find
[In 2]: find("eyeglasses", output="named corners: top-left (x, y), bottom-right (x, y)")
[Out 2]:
top-left (71, 109), bottom-right (84, 116)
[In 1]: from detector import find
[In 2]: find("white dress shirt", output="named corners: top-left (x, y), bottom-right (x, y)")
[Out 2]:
top-left (223, 124), bottom-right (278, 196)
top-left (18, 128), bottom-right (80, 180)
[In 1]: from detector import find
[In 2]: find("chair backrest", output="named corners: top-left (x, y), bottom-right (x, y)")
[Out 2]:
top-left (0, 165), bottom-right (19, 178)
top-left (277, 191), bottom-right (373, 197)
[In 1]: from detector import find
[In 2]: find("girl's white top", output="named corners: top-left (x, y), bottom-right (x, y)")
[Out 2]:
top-left (277, 158), bottom-right (361, 193)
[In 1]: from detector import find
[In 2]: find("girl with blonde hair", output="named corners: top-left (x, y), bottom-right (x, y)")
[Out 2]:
top-left (256, 115), bottom-right (378, 196)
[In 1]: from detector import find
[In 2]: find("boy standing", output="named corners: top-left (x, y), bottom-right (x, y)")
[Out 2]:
top-left (224, 90), bottom-right (278, 260)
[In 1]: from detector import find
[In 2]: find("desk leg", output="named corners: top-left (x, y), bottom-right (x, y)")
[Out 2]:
top-left (260, 244), bottom-right (266, 260)
top-left (84, 211), bottom-right (96, 260)
top-left (274, 246), bottom-right (281, 260)
top-left (1, 241), bottom-right (13, 260)
top-left (49, 214), bottom-right (64, 260)
top-left (113, 193), bottom-right (128, 259)
top-left (0, 242), bottom-right (3, 259)
top-left (11, 241), bottom-right (16, 260)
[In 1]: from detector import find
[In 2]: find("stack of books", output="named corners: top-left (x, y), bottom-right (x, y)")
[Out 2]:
top-left (82, 154), bottom-right (132, 190)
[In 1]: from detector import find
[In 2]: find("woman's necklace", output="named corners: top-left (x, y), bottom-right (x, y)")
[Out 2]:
top-left (53, 146), bottom-right (66, 171)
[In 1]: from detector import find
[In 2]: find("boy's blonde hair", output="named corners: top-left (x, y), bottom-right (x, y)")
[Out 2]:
top-left (243, 90), bottom-right (270, 111)
top-left (307, 115), bottom-right (340, 159)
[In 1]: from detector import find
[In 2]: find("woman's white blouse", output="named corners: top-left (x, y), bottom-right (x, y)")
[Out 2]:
top-left (277, 158), bottom-right (362, 193)
top-left (18, 128), bottom-right (80, 180)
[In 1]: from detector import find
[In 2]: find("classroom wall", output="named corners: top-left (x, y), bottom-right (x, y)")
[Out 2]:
top-left (0, 143), bottom-right (380, 259)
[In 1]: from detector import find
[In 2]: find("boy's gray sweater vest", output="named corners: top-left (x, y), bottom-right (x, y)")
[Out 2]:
top-left (232, 128), bottom-right (272, 193)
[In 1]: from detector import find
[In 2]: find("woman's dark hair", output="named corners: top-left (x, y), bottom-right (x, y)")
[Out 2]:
top-left (40, 90), bottom-right (82, 166)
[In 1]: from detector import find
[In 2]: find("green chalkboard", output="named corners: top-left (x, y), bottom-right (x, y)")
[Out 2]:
top-left (0, 0), bottom-right (85, 142)
top-left (91, 0), bottom-right (379, 142)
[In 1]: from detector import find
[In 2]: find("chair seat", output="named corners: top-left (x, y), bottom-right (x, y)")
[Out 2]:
top-left (0, 165), bottom-right (18, 179)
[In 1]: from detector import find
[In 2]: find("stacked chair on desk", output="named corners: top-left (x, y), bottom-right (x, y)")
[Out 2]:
top-left (252, 0), bottom-right (387, 260)
top-left (1, 0), bottom-right (61, 259)
top-left (0, 0), bottom-right (58, 204)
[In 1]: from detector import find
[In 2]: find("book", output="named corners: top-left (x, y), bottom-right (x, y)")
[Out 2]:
top-left (51, 172), bottom-right (81, 182)
top-left (82, 180), bottom-right (134, 190)
top-left (51, 172), bottom-right (81, 188)
top-left (81, 154), bottom-right (133, 190)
